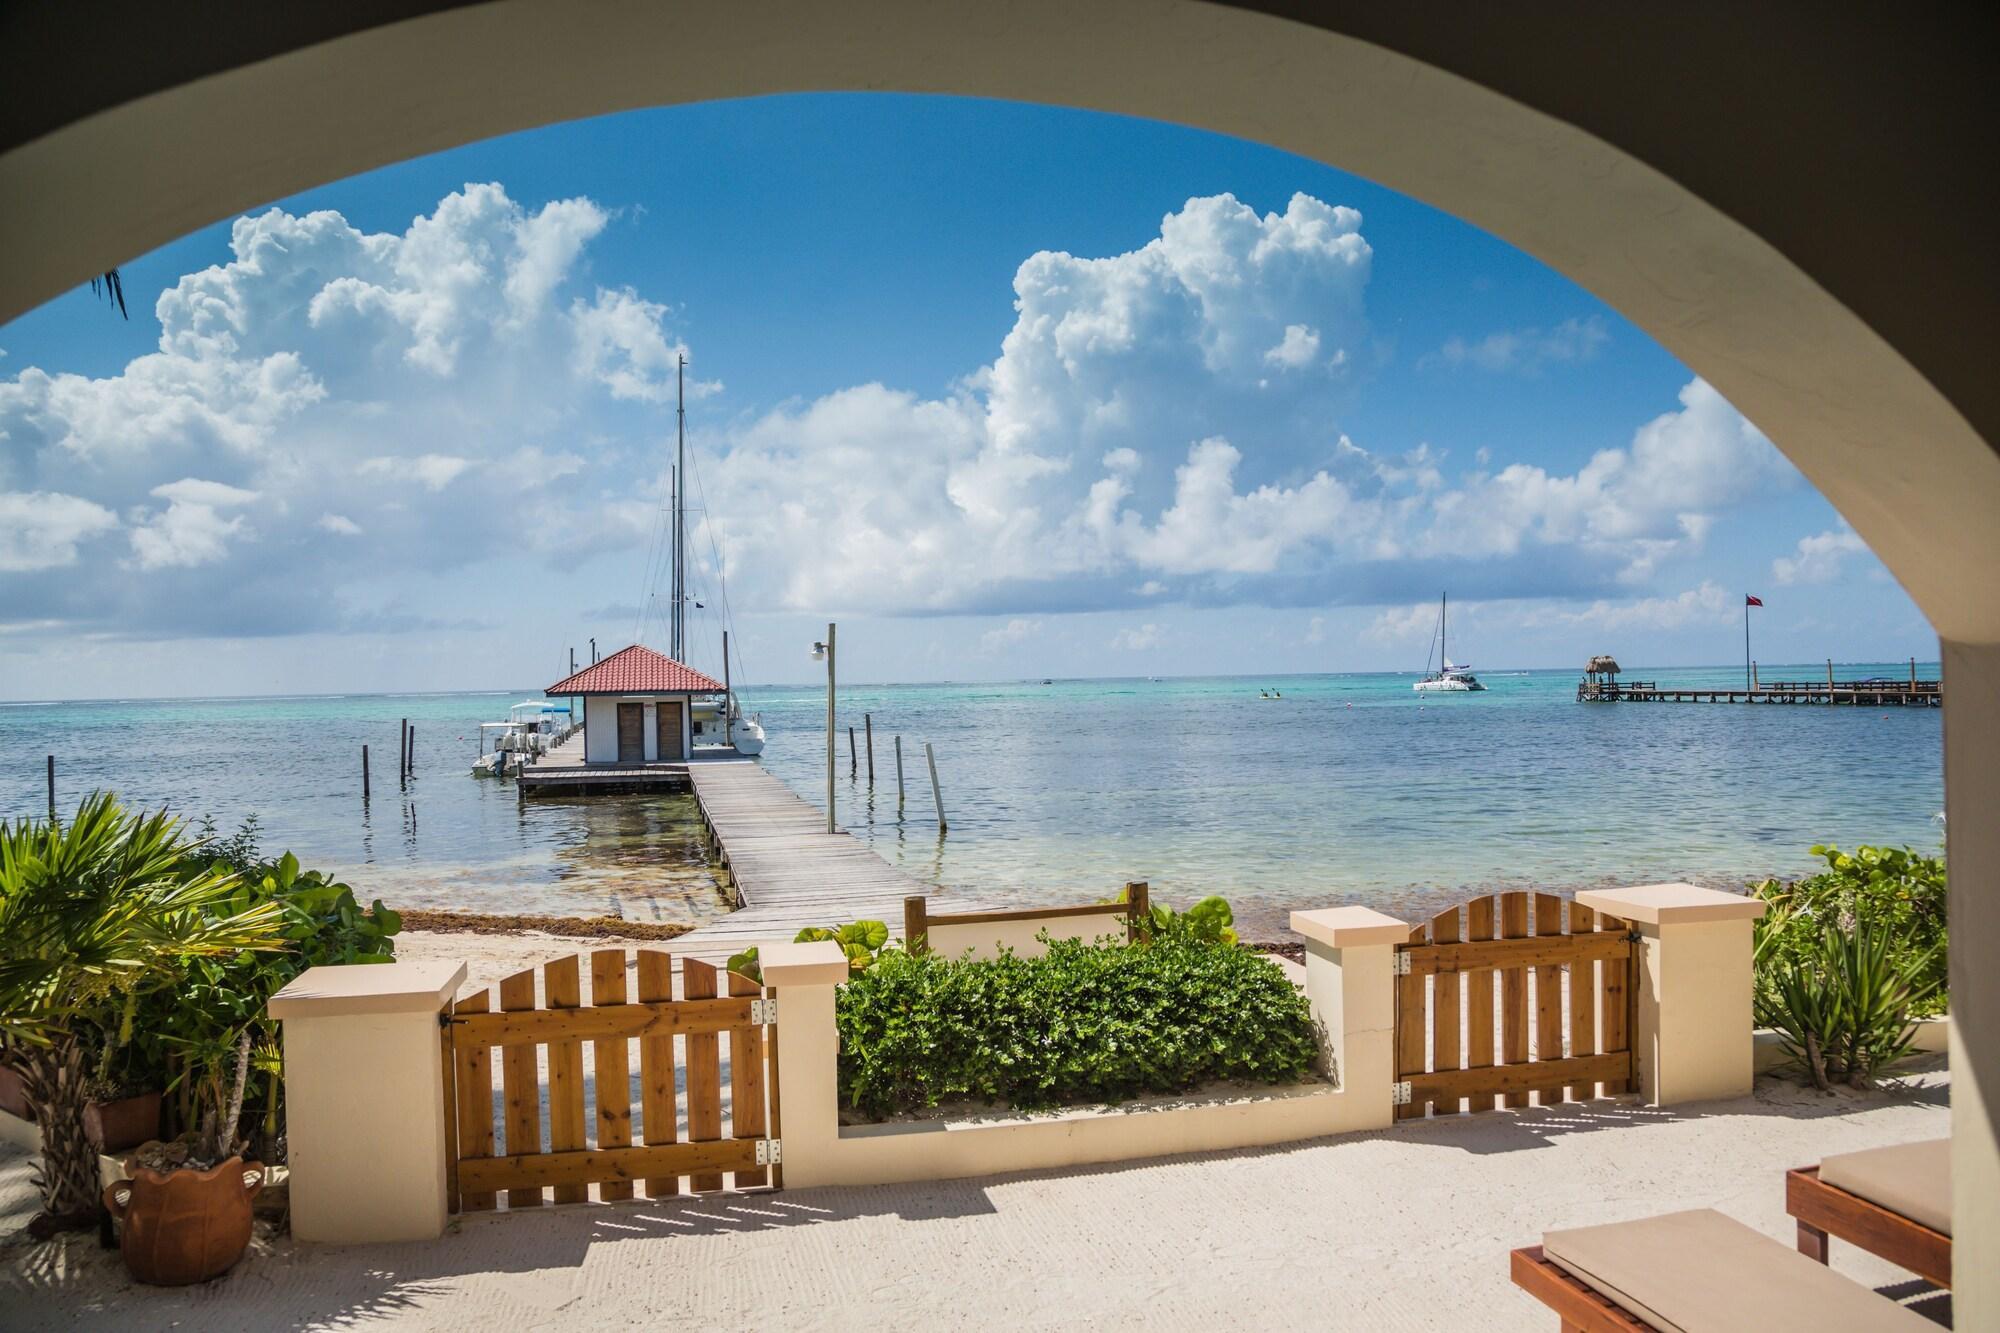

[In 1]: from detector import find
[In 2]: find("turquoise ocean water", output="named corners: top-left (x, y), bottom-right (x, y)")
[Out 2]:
top-left (0, 664), bottom-right (1943, 939)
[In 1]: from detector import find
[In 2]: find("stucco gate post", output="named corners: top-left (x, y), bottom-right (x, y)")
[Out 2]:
top-left (269, 960), bottom-right (466, 1244)
top-left (1576, 884), bottom-right (1767, 1106)
top-left (1290, 906), bottom-right (1410, 1127)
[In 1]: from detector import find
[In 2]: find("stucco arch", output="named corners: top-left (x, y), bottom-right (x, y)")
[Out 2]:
top-left (2, 0), bottom-right (1995, 1311)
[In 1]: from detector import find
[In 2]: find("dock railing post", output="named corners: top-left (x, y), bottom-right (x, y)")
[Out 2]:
top-left (895, 735), bottom-right (905, 810)
top-left (925, 741), bottom-right (946, 833)
top-left (904, 895), bottom-right (929, 954)
top-left (864, 713), bottom-right (874, 784)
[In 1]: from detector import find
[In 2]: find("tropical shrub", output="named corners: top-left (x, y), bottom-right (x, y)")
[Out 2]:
top-left (834, 934), bottom-right (1317, 1119)
top-left (728, 918), bottom-right (889, 982)
top-left (0, 795), bottom-right (284, 1232)
top-left (131, 840), bottom-right (402, 1162)
top-left (1752, 843), bottom-right (1947, 1018)
top-left (1761, 921), bottom-right (1940, 1090)
top-left (1106, 884), bottom-right (1239, 946)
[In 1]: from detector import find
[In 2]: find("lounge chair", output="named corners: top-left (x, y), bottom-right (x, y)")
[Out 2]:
top-left (1510, 1208), bottom-right (1932, 1330)
top-left (1789, 1138), bottom-right (1951, 1288)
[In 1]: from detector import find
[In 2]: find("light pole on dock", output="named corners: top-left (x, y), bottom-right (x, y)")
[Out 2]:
top-left (812, 623), bottom-right (836, 834)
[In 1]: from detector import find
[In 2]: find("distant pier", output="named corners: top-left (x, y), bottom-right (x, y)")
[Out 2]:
top-left (1578, 667), bottom-right (1940, 707)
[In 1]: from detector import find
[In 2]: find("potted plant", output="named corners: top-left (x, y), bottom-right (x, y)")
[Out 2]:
top-left (0, 794), bottom-right (282, 1237)
top-left (105, 1029), bottom-right (267, 1285)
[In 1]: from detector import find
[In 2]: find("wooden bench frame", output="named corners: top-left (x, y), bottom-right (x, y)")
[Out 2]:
top-left (1787, 1164), bottom-right (1952, 1288)
top-left (1509, 1247), bottom-right (1648, 1331)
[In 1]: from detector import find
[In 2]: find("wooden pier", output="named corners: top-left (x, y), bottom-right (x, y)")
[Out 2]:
top-left (670, 762), bottom-right (970, 963)
top-left (1578, 674), bottom-right (1940, 706)
top-left (515, 731), bottom-right (709, 797)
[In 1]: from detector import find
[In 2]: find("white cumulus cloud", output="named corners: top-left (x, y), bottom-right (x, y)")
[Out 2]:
top-left (0, 491), bottom-right (119, 571)
top-left (129, 478), bottom-right (259, 570)
top-left (977, 618), bottom-right (1042, 654)
top-left (1773, 525), bottom-right (1869, 585)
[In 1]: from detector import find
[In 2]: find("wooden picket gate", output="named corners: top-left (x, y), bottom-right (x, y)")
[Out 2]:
top-left (1393, 892), bottom-right (1636, 1119)
top-left (442, 951), bottom-right (780, 1211)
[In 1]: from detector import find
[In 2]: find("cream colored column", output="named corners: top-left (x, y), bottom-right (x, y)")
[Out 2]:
top-left (1576, 884), bottom-right (1766, 1105)
top-left (760, 939), bottom-right (850, 1190)
top-left (1290, 906), bottom-right (1409, 1129)
top-left (1943, 639), bottom-right (1998, 1313)
top-left (269, 960), bottom-right (465, 1244)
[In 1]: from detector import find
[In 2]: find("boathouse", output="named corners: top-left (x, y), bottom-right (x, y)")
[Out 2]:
top-left (546, 645), bottom-right (725, 764)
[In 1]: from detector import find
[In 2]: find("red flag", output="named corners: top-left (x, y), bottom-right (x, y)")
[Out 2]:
top-left (1745, 594), bottom-right (1764, 607)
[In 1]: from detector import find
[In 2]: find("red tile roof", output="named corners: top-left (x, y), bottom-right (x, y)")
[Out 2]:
top-left (546, 644), bottom-right (725, 696)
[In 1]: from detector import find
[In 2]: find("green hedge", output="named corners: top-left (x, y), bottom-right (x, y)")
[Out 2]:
top-left (833, 936), bottom-right (1318, 1120)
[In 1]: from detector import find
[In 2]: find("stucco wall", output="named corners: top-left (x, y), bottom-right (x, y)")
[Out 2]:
top-left (925, 911), bottom-right (1129, 960)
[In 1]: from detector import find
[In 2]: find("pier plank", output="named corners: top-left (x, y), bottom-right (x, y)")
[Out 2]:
top-left (669, 761), bottom-right (986, 962)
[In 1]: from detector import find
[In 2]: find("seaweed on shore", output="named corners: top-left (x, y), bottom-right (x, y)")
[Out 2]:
top-left (397, 909), bottom-right (693, 940)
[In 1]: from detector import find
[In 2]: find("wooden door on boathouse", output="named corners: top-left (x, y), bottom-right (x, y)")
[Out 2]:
top-left (616, 701), bottom-right (644, 763)
top-left (656, 701), bottom-right (685, 761)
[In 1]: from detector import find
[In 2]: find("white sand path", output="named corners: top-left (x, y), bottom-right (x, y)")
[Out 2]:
top-left (0, 1040), bottom-right (1948, 1330)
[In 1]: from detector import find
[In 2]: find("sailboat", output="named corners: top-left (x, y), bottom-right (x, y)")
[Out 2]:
top-left (1412, 592), bottom-right (1486, 693)
top-left (651, 356), bottom-right (766, 756)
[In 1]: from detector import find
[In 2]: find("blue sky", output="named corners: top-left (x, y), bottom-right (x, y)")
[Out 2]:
top-left (0, 95), bottom-right (1930, 697)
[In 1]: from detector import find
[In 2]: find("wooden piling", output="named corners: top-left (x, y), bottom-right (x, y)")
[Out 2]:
top-left (904, 895), bottom-right (930, 954)
top-left (864, 713), bottom-right (875, 784)
top-left (399, 718), bottom-right (409, 787)
top-left (895, 735), bottom-right (905, 809)
top-left (848, 725), bottom-right (857, 778)
top-left (362, 745), bottom-right (371, 801)
top-left (46, 754), bottom-right (55, 823)
top-left (925, 741), bottom-right (946, 833)
top-left (407, 726), bottom-right (415, 778)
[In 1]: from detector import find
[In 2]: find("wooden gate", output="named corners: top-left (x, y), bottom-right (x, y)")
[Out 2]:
top-left (442, 950), bottom-right (779, 1211)
top-left (1393, 892), bottom-right (1635, 1119)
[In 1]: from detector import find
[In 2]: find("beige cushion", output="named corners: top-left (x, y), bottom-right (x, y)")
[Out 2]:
top-left (1542, 1208), bottom-right (1932, 1332)
top-left (1819, 1138), bottom-right (1952, 1236)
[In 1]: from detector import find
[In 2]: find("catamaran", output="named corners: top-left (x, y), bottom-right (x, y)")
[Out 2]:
top-left (1413, 591), bottom-right (1486, 692)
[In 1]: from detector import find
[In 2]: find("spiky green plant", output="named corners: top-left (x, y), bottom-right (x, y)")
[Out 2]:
top-left (1764, 921), bottom-right (1940, 1090)
top-left (0, 794), bottom-right (283, 1232)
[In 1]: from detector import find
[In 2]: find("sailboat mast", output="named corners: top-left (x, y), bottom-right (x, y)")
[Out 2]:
top-left (1441, 590), bottom-right (1446, 669)
top-left (673, 354), bottom-right (686, 661)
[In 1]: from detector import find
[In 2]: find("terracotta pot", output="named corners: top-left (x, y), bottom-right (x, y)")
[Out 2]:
top-left (104, 1157), bottom-right (264, 1286)
top-left (0, 1063), bottom-right (27, 1121)
top-left (84, 1090), bottom-right (162, 1153)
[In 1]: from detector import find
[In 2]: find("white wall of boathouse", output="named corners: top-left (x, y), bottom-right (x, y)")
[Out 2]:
top-left (581, 694), bottom-right (693, 764)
